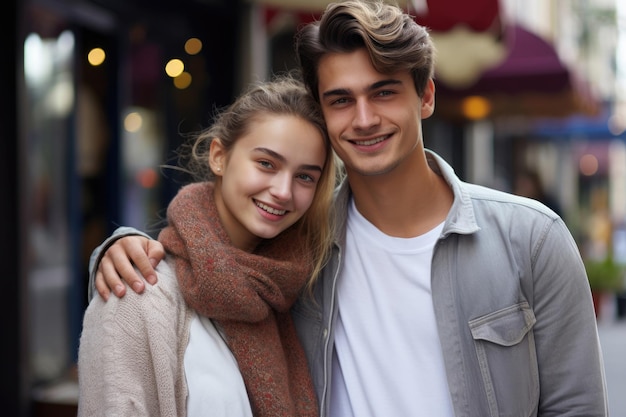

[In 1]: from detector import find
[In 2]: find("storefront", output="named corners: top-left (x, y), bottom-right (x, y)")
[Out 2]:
top-left (11, 0), bottom-right (241, 414)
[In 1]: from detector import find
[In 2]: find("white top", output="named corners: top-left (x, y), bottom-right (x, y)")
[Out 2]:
top-left (185, 315), bottom-right (253, 416)
top-left (330, 198), bottom-right (454, 417)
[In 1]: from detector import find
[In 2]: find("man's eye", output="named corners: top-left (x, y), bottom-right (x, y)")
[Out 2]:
top-left (332, 97), bottom-right (349, 105)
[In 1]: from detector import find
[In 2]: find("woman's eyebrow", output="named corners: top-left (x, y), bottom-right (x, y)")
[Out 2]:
top-left (255, 147), bottom-right (286, 163)
top-left (254, 147), bottom-right (322, 172)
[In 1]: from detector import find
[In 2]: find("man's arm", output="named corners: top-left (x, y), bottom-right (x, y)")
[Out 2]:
top-left (88, 227), bottom-right (165, 301)
top-left (533, 219), bottom-right (608, 414)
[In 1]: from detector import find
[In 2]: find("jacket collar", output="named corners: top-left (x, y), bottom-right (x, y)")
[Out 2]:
top-left (332, 149), bottom-right (480, 245)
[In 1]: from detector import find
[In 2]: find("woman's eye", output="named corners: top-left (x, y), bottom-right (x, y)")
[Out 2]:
top-left (297, 173), bottom-right (315, 183)
top-left (258, 160), bottom-right (273, 169)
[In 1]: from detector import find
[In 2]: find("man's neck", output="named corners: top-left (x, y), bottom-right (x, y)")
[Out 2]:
top-left (347, 157), bottom-right (453, 238)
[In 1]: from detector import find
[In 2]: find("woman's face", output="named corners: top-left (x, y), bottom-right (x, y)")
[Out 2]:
top-left (211, 114), bottom-right (327, 251)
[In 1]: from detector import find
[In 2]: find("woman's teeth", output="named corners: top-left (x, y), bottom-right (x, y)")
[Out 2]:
top-left (256, 202), bottom-right (286, 215)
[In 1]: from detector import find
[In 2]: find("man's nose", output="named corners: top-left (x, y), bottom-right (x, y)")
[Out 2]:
top-left (352, 99), bottom-right (381, 130)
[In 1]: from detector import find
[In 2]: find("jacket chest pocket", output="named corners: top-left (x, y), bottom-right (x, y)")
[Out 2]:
top-left (468, 302), bottom-right (539, 417)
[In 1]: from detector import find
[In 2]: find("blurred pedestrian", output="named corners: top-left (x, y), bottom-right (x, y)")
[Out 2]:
top-left (514, 168), bottom-right (562, 216)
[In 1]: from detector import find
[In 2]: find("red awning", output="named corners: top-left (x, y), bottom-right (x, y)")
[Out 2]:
top-left (413, 0), bottom-right (501, 32)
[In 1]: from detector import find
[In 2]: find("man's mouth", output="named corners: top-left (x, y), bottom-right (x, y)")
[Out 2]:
top-left (351, 134), bottom-right (390, 146)
top-left (256, 201), bottom-right (286, 216)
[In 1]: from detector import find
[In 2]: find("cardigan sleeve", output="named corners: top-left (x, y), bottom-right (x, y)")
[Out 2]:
top-left (78, 261), bottom-right (189, 416)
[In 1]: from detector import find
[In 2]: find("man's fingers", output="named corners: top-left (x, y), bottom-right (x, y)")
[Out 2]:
top-left (95, 257), bottom-right (128, 298)
top-left (107, 244), bottom-right (147, 294)
top-left (99, 253), bottom-right (138, 296)
top-left (94, 270), bottom-right (112, 301)
top-left (95, 235), bottom-right (163, 298)
top-left (143, 240), bottom-right (165, 284)
top-left (123, 239), bottom-right (160, 286)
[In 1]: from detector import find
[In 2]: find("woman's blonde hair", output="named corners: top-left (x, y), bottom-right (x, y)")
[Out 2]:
top-left (176, 73), bottom-right (338, 291)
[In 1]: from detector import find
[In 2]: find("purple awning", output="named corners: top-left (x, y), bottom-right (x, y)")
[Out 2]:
top-left (437, 24), bottom-right (571, 97)
top-left (432, 24), bottom-right (598, 119)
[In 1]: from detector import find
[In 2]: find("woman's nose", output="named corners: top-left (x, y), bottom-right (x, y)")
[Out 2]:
top-left (269, 173), bottom-right (292, 201)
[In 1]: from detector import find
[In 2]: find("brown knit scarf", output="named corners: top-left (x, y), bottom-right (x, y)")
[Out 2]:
top-left (157, 182), bottom-right (318, 417)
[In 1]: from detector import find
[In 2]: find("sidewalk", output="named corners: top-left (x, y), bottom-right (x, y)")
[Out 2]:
top-left (598, 318), bottom-right (626, 416)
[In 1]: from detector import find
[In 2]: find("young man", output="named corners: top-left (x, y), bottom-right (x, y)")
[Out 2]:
top-left (89, 1), bottom-right (608, 416)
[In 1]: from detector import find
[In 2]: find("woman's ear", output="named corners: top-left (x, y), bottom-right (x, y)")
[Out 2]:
top-left (209, 138), bottom-right (226, 176)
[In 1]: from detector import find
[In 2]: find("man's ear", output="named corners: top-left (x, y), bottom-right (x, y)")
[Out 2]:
top-left (209, 138), bottom-right (226, 176)
top-left (421, 78), bottom-right (435, 119)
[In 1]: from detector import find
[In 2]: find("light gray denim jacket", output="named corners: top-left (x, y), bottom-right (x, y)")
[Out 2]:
top-left (89, 150), bottom-right (608, 417)
top-left (292, 150), bottom-right (607, 417)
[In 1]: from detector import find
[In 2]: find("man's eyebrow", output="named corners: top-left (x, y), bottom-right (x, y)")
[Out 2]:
top-left (370, 79), bottom-right (402, 90)
top-left (321, 78), bottom-right (403, 99)
top-left (255, 147), bottom-right (323, 172)
top-left (322, 88), bottom-right (351, 100)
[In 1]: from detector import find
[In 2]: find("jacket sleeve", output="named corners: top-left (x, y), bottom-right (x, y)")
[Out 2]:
top-left (87, 226), bottom-right (153, 301)
top-left (532, 218), bottom-right (608, 416)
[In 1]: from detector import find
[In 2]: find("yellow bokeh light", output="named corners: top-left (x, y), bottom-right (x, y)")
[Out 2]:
top-left (174, 72), bottom-right (192, 89)
top-left (124, 112), bottom-right (143, 132)
top-left (165, 58), bottom-right (185, 78)
top-left (461, 96), bottom-right (491, 120)
top-left (87, 48), bottom-right (106, 66)
top-left (185, 38), bottom-right (203, 55)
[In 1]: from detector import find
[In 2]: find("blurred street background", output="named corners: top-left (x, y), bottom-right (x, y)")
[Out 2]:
top-left (599, 318), bottom-right (626, 416)
top-left (2, 0), bottom-right (626, 415)
top-left (596, 292), bottom-right (626, 415)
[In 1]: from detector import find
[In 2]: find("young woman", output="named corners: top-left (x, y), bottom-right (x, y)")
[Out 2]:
top-left (77, 75), bottom-right (337, 417)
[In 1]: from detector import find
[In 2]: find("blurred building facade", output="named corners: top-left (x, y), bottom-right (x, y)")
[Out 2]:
top-left (3, 0), bottom-right (624, 415)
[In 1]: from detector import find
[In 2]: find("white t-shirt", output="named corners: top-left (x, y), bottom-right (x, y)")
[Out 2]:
top-left (330, 198), bottom-right (454, 417)
top-left (184, 315), bottom-right (253, 417)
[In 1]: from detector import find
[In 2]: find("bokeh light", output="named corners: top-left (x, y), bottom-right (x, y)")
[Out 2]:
top-left (87, 47), bottom-right (106, 66)
top-left (174, 72), bottom-right (192, 89)
top-left (461, 96), bottom-right (491, 120)
top-left (579, 153), bottom-right (599, 176)
top-left (185, 38), bottom-right (202, 55)
top-left (165, 58), bottom-right (184, 77)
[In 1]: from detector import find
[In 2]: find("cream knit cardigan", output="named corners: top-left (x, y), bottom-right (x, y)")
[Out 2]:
top-left (78, 260), bottom-right (191, 416)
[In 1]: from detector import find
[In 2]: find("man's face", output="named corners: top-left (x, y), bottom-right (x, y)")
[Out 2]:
top-left (316, 48), bottom-right (434, 177)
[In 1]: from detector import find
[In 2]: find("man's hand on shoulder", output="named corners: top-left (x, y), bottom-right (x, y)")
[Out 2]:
top-left (96, 236), bottom-right (165, 300)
